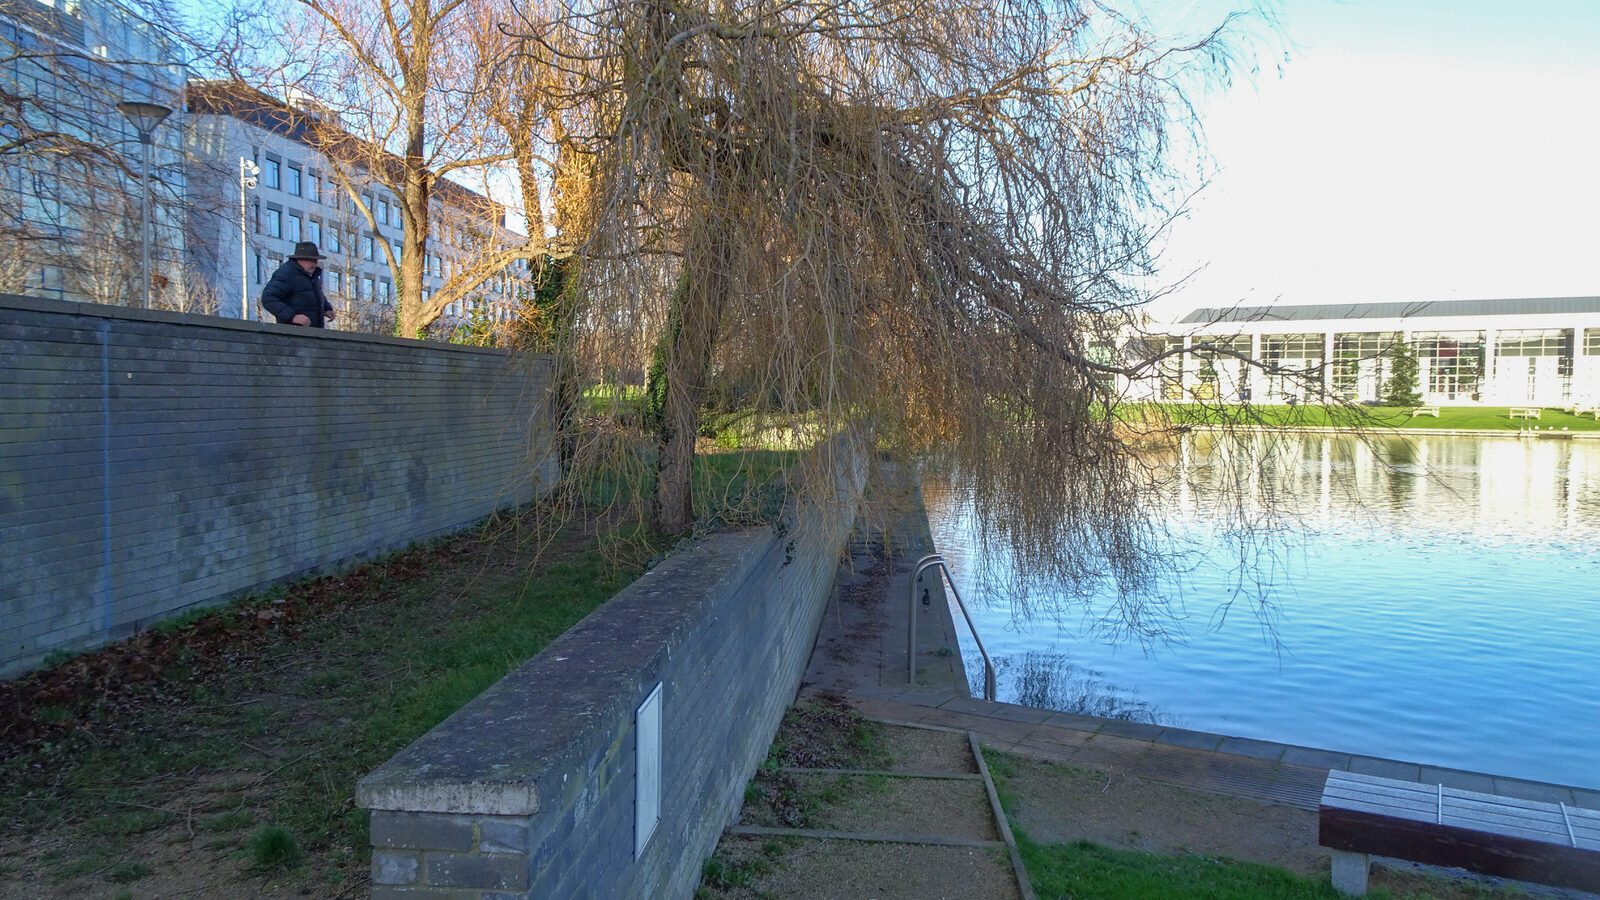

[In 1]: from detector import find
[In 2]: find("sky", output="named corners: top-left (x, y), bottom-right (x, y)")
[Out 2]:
top-left (1144, 0), bottom-right (1600, 318)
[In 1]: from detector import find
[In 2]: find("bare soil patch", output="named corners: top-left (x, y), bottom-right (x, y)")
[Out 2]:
top-left (876, 725), bottom-right (973, 773)
top-left (704, 835), bottom-right (1021, 900)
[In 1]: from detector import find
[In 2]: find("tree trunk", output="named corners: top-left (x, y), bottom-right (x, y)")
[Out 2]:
top-left (653, 264), bottom-right (725, 535)
top-left (396, 20), bottom-right (432, 338)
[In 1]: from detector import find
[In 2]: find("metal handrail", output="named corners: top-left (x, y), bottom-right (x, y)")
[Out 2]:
top-left (908, 553), bottom-right (996, 701)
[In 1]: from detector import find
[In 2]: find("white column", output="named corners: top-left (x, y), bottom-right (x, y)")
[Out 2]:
top-left (1481, 328), bottom-right (1496, 404)
top-left (1575, 328), bottom-right (1594, 404)
top-left (1323, 330), bottom-right (1336, 399)
top-left (1249, 332), bottom-right (1262, 402)
top-left (1181, 334), bottom-right (1193, 399)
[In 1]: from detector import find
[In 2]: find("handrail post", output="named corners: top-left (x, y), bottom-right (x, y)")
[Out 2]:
top-left (908, 554), bottom-right (944, 687)
top-left (907, 554), bottom-right (996, 702)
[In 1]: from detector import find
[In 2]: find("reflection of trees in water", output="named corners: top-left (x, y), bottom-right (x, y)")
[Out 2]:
top-left (981, 650), bottom-right (1171, 725)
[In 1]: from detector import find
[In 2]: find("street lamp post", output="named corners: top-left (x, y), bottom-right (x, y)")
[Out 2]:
top-left (239, 158), bottom-right (260, 320)
top-left (116, 100), bottom-right (172, 310)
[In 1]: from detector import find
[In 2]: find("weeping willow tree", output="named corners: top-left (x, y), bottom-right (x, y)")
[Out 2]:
top-left (515, 0), bottom-right (1310, 631)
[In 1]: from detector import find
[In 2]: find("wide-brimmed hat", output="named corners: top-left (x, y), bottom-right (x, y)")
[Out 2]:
top-left (288, 241), bottom-right (326, 261)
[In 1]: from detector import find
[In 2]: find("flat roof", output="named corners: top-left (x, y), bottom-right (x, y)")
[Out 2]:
top-left (1178, 296), bottom-right (1600, 325)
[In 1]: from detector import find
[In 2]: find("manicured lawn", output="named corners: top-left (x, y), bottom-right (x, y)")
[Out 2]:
top-left (1149, 404), bottom-right (1600, 432)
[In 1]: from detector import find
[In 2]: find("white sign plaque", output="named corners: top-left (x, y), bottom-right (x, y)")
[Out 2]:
top-left (635, 681), bottom-right (663, 858)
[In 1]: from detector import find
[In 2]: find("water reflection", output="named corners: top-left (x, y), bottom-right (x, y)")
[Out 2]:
top-left (980, 651), bottom-right (1171, 725)
top-left (1165, 432), bottom-right (1600, 543)
top-left (926, 433), bottom-right (1600, 788)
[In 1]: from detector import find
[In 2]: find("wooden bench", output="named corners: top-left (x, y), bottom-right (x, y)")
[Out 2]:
top-left (1408, 405), bottom-right (1440, 418)
top-left (1318, 770), bottom-right (1600, 896)
top-left (1509, 407), bottom-right (1542, 420)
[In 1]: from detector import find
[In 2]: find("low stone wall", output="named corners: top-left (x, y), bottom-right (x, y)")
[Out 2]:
top-left (356, 436), bottom-right (868, 899)
top-left (1, 294), bottom-right (555, 677)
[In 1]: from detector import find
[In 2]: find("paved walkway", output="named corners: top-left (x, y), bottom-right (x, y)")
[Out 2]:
top-left (802, 492), bottom-right (1600, 814)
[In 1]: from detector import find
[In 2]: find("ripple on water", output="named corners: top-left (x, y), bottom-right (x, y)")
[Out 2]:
top-left (932, 433), bottom-right (1600, 789)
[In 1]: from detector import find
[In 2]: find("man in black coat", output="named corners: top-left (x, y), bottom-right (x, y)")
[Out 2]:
top-left (261, 241), bottom-right (337, 328)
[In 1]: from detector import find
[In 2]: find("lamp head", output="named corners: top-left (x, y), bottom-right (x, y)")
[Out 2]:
top-left (116, 100), bottom-right (172, 142)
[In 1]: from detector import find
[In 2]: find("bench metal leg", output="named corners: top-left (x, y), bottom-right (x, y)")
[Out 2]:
top-left (1330, 849), bottom-right (1370, 896)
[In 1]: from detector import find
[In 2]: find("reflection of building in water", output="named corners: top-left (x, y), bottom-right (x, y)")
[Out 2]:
top-left (1172, 433), bottom-right (1600, 541)
top-left (1144, 296), bottom-right (1600, 406)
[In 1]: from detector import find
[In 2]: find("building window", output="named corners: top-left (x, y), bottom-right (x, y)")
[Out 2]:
top-left (361, 233), bottom-right (374, 260)
top-left (381, 280), bottom-right (393, 303)
top-left (1496, 329), bottom-right (1571, 358)
top-left (307, 218), bottom-right (321, 245)
top-left (286, 165), bottom-right (301, 197)
top-left (326, 269), bottom-right (341, 293)
top-left (263, 157), bottom-right (280, 190)
top-left (1260, 333), bottom-right (1323, 401)
top-left (1585, 328), bottom-right (1600, 356)
top-left (1332, 332), bottom-right (1396, 401)
top-left (263, 207), bottom-right (282, 238)
top-left (326, 227), bottom-right (341, 254)
top-left (378, 197), bottom-right (389, 226)
top-left (307, 172), bottom-right (320, 204)
top-left (287, 213), bottom-right (301, 242)
top-left (1415, 331), bottom-right (1485, 401)
top-left (39, 265), bottom-right (64, 299)
top-left (254, 253), bottom-right (264, 284)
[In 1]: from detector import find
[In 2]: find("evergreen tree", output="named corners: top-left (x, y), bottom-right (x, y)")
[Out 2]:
top-left (1383, 339), bottom-right (1422, 406)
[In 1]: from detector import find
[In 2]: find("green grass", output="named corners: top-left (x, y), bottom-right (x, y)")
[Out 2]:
top-left (981, 749), bottom-right (1494, 900)
top-left (1154, 404), bottom-right (1600, 432)
top-left (2, 451), bottom-right (794, 892)
top-left (1016, 837), bottom-right (1373, 900)
top-left (245, 826), bottom-right (302, 871)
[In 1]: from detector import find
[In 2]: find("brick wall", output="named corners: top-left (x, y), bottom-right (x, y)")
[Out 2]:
top-left (1, 294), bottom-right (555, 677)
top-left (356, 434), bottom-right (868, 899)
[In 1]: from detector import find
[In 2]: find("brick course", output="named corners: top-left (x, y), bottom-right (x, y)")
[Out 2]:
top-left (0, 294), bottom-right (555, 677)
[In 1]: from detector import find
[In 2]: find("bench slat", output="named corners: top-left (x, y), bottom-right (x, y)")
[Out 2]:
top-left (1441, 786), bottom-right (1567, 816)
top-left (1321, 793), bottom-right (1436, 823)
top-left (1567, 806), bottom-right (1600, 826)
top-left (1442, 795), bottom-right (1568, 831)
top-left (1322, 781), bottom-right (1438, 804)
top-left (1323, 783), bottom-right (1437, 811)
top-left (1440, 814), bottom-right (1571, 845)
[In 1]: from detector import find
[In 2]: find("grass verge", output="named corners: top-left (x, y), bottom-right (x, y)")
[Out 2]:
top-left (0, 450), bottom-right (789, 897)
top-left (982, 749), bottom-right (1512, 900)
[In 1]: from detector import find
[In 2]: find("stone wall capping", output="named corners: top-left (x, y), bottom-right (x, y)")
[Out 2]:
top-left (355, 528), bottom-right (773, 816)
top-left (0, 292), bottom-right (551, 361)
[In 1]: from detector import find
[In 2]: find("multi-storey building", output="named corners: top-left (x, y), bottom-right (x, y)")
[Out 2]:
top-left (1, 0), bottom-right (188, 305)
top-left (185, 81), bottom-right (530, 331)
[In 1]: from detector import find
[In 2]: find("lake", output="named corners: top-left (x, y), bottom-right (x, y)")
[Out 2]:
top-left (926, 432), bottom-right (1600, 789)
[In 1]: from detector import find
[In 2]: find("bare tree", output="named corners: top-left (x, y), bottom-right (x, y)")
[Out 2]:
top-left (523, 0), bottom-right (1257, 548)
top-left (227, 0), bottom-right (574, 336)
